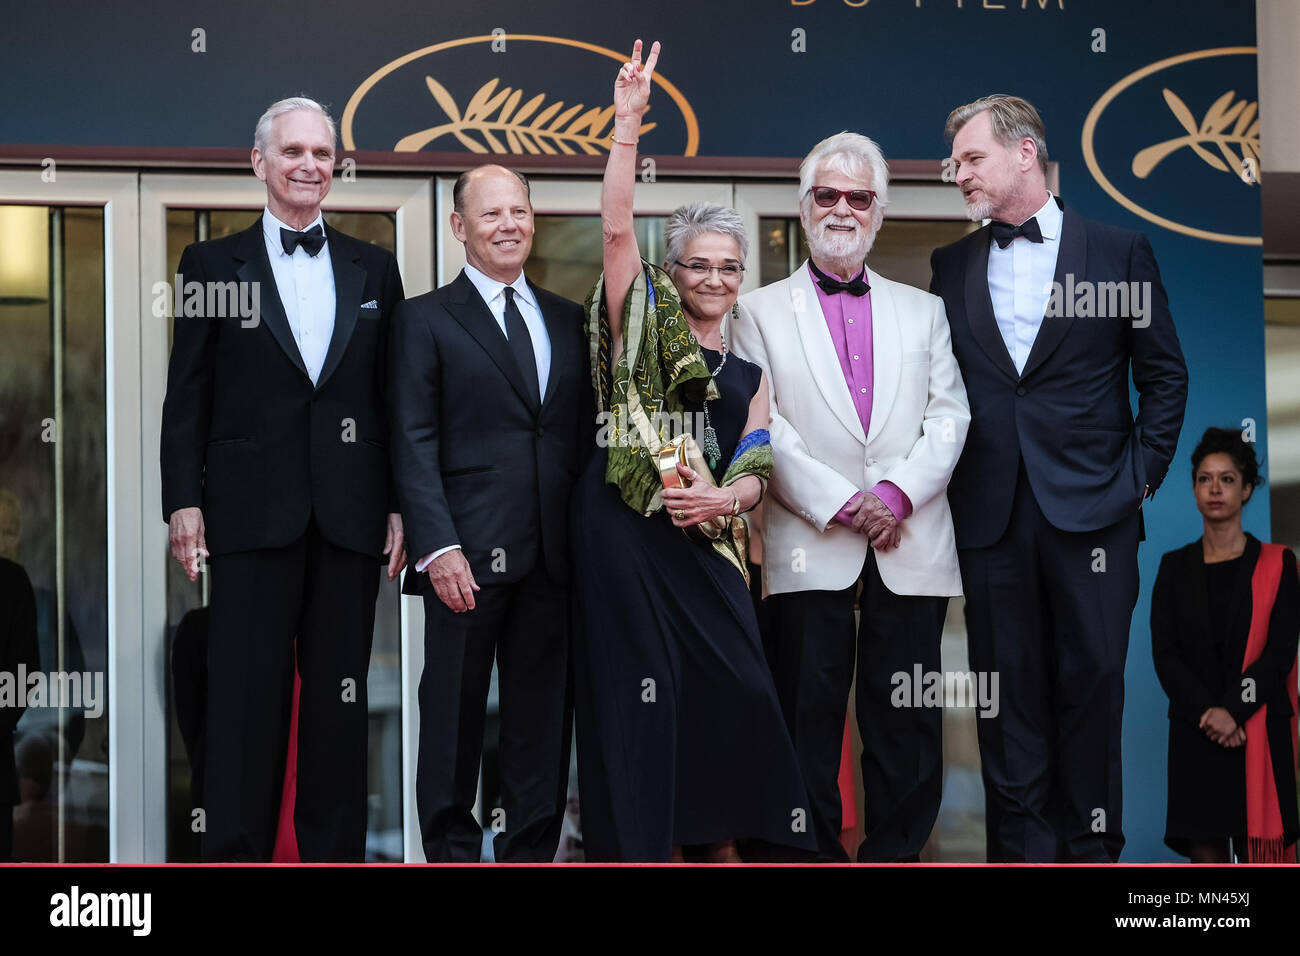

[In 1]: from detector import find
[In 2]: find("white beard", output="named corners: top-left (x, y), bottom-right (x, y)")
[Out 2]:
top-left (964, 195), bottom-right (994, 222)
top-left (807, 216), bottom-right (875, 267)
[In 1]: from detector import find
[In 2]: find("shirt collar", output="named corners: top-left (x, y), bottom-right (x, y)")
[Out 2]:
top-left (808, 260), bottom-right (867, 284)
top-left (1029, 192), bottom-right (1062, 241)
top-left (463, 262), bottom-right (537, 311)
top-left (263, 208), bottom-right (326, 257)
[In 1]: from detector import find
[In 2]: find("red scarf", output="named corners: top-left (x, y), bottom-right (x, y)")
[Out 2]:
top-left (1243, 543), bottom-right (1299, 862)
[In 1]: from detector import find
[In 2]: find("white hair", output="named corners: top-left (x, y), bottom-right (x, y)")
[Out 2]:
top-left (663, 202), bottom-right (749, 269)
top-left (797, 131), bottom-right (890, 232)
top-left (253, 96), bottom-right (337, 154)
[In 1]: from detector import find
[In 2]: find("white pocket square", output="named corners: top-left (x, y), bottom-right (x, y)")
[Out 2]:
top-left (360, 299), bottom-right (379, 309)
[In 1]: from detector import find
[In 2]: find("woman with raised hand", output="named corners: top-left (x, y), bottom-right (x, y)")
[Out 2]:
top-left (570, 39), bottom-right (815, 863)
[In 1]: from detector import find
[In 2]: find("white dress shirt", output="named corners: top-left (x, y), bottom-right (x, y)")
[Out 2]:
top-left (416, 265), bottom-right (552, 573)
top-left (986, 192), bottom-right (1061, 375)
top-left (462, 262), bottom-right (551, 398)
top-left (262, 208), bottom-right (335, 385)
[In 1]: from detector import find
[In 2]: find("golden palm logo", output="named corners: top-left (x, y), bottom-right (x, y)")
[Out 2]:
top-left (1081, 47), bottom-right (1261, 246)
top-left (1132, 89), bottom-right (1261, 183)
top-left (342, 35), bottom-right (699, 156)
top-left (394, 77), bottom-right (657, 155)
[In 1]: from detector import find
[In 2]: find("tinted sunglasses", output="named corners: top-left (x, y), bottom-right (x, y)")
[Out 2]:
top-left (810, 186), bottom-right (877, 211)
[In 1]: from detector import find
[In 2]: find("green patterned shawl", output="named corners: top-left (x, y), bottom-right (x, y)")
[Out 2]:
top-left (586, 261), bottom-right (718, 515)
top-left (585, 261), bottom-right (775, 584)
top-left (714, 431), bottom-right (774, 585)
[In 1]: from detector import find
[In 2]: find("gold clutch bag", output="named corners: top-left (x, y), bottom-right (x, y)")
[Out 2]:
top-left (655, 433), bottom-right (729, 541)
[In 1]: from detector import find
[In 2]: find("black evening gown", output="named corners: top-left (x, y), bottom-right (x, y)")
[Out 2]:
top-left (571, 347), bottom-right (816, 861)
top-left (1155, 541), bottom-right (1300, 855)
top-left (1164, 557), bottom-right (1249, 847)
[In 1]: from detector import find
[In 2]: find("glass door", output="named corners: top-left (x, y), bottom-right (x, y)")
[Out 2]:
top-left (0, 170), bottom-right (138, 862)
top-left (139, 173), bottom-right (433, 861)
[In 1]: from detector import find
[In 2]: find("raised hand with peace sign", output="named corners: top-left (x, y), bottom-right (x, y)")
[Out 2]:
top-left (613, 38), bottom-right (660, 129)
top-left (602, 39), bottom-right (661, 344)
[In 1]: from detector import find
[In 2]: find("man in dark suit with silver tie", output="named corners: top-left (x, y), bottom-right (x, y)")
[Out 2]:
top-left (389, 165), bottom-right (588, 862)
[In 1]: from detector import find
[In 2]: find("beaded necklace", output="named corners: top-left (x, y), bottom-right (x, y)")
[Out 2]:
top-left (691, 305), bottom-right (735, 471)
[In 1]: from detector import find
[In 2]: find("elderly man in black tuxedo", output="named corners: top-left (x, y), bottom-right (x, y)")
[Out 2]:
top-left (929, 95), bottom-right (1188, 862)
top-left (389, 165), bottom-right (588, 862)
top-left (160, 96), bottom-right (406, 862)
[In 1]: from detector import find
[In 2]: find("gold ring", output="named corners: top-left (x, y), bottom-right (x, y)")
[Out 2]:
top-left (675, 510), bottom-right (687, 520)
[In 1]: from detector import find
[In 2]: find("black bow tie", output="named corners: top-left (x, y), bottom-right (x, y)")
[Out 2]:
top-left (809, 262), bottom-right (870, 297)
top-left (991, 217), bottom-right (1043, 249)
top-left (280, 224), bottom-right (326, 257)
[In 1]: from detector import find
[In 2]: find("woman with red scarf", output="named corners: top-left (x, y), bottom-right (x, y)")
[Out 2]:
top-left (1151, 427), bottom-right (1299, 862)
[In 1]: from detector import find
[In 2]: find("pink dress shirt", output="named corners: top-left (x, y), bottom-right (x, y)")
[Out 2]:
top-left (809, 263), bottom-right (913, 527)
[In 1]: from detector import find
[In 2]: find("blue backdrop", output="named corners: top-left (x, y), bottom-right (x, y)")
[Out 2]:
top-left (1, 0), bottom-right (1266, 862)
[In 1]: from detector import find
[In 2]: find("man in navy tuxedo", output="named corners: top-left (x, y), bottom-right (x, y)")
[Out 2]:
top-left (929, 95), bottom-right (1187, 862)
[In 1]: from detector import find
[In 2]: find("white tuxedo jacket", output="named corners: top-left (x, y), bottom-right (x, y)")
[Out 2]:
top-left (733, 262), bottom-right (970, 598)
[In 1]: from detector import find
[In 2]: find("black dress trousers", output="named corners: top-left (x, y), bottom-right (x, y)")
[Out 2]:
top-left (203, 518), bottom-right (380, 862)
top-left (416, 563), bottom-right (571, 863)
top-left (771, 549), bottom-right (948, 862)
top-left (958, 463), bottom-right (1139, 863)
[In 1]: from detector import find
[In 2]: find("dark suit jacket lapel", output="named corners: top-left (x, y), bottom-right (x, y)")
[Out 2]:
top-left (316, 224), bottom-right (366, 389)
top-left (530, 280), bottom-right (568, 409)
top-left (234, 221), bottom-right (310, 380)
top-left (1021, 198), bottom-right (1086, 381)
top-left (963, 227), bottom-right (1020, 384)
top-left (445, 271), bottom-right (539, 413)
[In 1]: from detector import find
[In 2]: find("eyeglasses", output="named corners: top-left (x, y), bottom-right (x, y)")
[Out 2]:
top-left (673, 260), bottom-right (745, 279)
top-left (810, 186), bottom-right (877, 211)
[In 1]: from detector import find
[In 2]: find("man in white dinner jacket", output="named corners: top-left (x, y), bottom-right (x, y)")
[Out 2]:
top-left (732, 132), bottom-right (970, 862)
